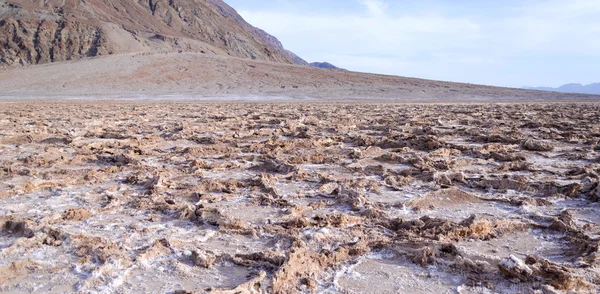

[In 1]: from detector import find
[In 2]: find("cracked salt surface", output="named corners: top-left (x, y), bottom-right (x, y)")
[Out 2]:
top-left (0, 102), bottom-right (598, 293)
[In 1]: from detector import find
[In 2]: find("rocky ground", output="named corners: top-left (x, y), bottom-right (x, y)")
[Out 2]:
top-left (0, 100), bottom-right (599, 293)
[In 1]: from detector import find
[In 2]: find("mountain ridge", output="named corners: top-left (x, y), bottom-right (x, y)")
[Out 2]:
top-left (524, 83), bottom-right (600, 95)
top-left (310, 62), bottom-right (344, 70)
top-left (0, 0), bottom-right (306, 66)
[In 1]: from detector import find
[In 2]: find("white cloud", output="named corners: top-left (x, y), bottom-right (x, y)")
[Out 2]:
top-left (493, 1), bottom-right (600, 56)
top-left (237, 0), bottom-right (600, 87)
top-left (360, 0), bottom-right (388, 16)
top-left (239, 9), bottom-right (481, 57)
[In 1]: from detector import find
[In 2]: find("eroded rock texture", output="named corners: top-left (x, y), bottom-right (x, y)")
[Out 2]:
top-left (0, 0), bottom-right (303, 66)
top-left (0, 18), bottom-right (108, 65)
top-left (0, 101), bottom-right (599, 293)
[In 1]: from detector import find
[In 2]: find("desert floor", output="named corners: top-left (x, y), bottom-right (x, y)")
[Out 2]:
top-left (0, 100), bottom-right (599, 293)
top-left (1, 52), bottom-right (597, 101)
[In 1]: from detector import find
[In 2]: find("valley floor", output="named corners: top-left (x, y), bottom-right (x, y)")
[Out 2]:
top-left (0, 101), bottom-right (599, 293)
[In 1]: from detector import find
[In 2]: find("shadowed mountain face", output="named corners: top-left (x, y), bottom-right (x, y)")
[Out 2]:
top-left (524, 83), bottom-right (600, 95)
top-left (0, 0), bottom-right (306, 66)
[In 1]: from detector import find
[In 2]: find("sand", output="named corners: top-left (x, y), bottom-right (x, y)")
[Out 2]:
top-left (0, 52), bottom-right (598, 101)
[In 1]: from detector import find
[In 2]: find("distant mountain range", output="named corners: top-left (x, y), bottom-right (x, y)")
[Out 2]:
top-left (309, 62), bottom-right (344, 70)
top-left (524, 83), bottom-right (600, 95)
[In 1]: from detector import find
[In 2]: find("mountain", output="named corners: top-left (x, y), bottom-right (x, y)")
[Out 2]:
top-left (524, 83), bottom-right (600, 95)
top-left (310, 62), bottom-right (344, 70)
top-left (0, 0), bottom-right (306, 66)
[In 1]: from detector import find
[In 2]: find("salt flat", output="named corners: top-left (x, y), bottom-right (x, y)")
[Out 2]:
top-left (1, 101), bottom-right (599, 293)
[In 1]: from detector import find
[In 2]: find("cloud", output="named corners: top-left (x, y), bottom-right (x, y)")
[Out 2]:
top-left (360, 0), bottom-right (388, 16)
top-left (236, 0), bottom-right (600, 87)
top-left (239, 8), bottom-right (481, 57)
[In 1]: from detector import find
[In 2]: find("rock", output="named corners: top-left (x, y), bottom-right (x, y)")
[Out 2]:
top-left (0, 259), bottom-right (43, 285)
top-left (63, 208), bottom-right (93, 221)
top-left (191, 250), bottom-right (216, 268)
top-left (199, 207), bottom-right (248, 230)
top-left (42, 227), bottom-right (67, 246)
top-left (479, 175), bottom-right (529, 191)
top-left (435, 173), bottom-right (453, 187)
top-left (137, 239), bottom-right (173, 264)
top-left (207, 271), bottom-right (267, 294)
top-left (317, 182), bottom-right (340, 194)
top-left (498, 255), bottom-right (533, 282)
top-left (522, 139), bottom-right (554, 152)
top-left (0, 18), bottom-right (110, 66)
top-left (271, 241), bottom-right (368, 293)
top-left (434, 172), bottom-right (465, 187)
top-left (525, 255), bottom-right (593, 291)
top-left (0, 190), bottom-right (10, 199)
top-left (178, 205), bottom-right (197, 220)
top-left (2, 220), bottom-right (34, 238)
top-left (409, 188), bottom-right (482, 211)
top-left (142, 175), bottom-right (167, 195)
top-left (258, 173), bottom-right (278, 195)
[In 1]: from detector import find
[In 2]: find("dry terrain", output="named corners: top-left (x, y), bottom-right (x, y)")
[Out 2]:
top-left (3, 1), bottom-right (599, 293)
top-left (1, 100), bottom-right (599, 293)
top-left (0, 51), bottom-right (598, 101)
top-left (0, 0), bottom-right (305, 66)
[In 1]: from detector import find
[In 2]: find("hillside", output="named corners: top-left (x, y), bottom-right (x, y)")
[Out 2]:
top-left (0, 51), bottom-right (597, 100)
top-left (0, 0), bottom-right (305, 66)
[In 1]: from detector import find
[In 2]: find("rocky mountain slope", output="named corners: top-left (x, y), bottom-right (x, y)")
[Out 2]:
top-left (0, 0), bottom-right (305, 66)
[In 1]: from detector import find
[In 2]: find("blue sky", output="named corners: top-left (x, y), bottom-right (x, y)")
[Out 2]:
top-left (226, 0), bottom-right (600, 88)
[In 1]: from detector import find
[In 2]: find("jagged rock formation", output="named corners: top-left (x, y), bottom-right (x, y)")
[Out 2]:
top-left (0, 0), bottom-right (306, 66)
top-left (1, 101), bottom-right (599, 292)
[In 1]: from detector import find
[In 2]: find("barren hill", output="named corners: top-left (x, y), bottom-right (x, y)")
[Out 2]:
top-left (0, 51), bottom-right (597, 100)
top-left (0, 0), bottom-right (305, 66)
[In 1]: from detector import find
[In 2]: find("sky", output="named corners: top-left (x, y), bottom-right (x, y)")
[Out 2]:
top-left (225, 0), bottom-right (600, 88)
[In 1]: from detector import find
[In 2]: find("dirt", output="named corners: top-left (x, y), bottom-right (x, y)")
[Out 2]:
top-left (0, 51), bottom-right (598, 101)
top-left (0, 101), bottom-right (599, 293)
